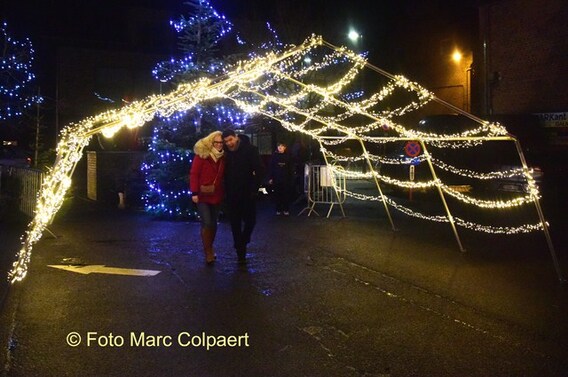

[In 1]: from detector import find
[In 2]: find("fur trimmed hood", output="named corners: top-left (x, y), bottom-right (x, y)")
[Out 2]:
top-left (193, 131), bottom-right (222, 159)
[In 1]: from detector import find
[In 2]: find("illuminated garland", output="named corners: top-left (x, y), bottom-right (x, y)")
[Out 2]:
top-left (8, 35), bottom-right (551, 283)
top-left (240, 53), bottom-right (543, 231)
top-left (342, 190), bottom-right (543, 234)
top-left (440, 184), bottom-right (537, 208)
top-left (321, 146), bottom-right (527, 178)
top-left (430, 157), bottom-right (525, 179)
top-left (325, 163), bottom-right (536, 208)
top-left (8, 37), bottom-right (320, 282)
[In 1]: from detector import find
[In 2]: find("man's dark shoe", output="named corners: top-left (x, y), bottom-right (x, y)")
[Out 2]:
top-left (236, 245), bottom-right (247, 264)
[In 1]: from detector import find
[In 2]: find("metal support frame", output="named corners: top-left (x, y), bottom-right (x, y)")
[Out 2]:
top-left (355, 138), bottom-right (397, 231)
top-left (418, 140), bottom-right (466, 252)
top-left (512, 139), bottom-right (564, 282)
top-left (317, 132), bottom-right (563, 282)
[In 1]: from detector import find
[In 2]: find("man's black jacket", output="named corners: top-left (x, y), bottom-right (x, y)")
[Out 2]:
top-left (223, 135), bottom-right (264, 201)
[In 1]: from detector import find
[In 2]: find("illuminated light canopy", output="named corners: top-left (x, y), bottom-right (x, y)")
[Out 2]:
top-left (9, 35), bottom-right (558, 283)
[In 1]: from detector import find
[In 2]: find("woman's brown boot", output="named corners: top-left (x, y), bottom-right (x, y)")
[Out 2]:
top-left (201, 228), bottom-right (215, 265)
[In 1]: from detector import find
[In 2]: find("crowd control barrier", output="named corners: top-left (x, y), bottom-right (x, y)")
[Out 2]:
top-left (0, 165), bottom-right (44, 217)
top-left (298, 164), bottom-right (346, 218)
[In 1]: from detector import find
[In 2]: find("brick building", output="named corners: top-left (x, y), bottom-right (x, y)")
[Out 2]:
top-left (477, 0), bottom-right (568, 147)
top-left (478, 0), bottom-right (568, 114)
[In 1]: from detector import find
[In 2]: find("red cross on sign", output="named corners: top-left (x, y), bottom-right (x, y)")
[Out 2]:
top-left (404, 141), bottom-right (421, 157)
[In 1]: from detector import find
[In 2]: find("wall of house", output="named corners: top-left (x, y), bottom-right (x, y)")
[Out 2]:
top-left (480, 0), bottom-right (568, 115)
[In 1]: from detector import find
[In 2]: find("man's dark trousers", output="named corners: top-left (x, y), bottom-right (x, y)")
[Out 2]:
top-left (227, 197), bottom-right (256, 255)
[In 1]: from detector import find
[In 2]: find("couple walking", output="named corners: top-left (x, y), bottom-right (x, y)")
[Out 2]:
top-left (189, 129), bottom-right (264, 265)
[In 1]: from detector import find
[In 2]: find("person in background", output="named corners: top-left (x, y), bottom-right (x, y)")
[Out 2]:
top-left (222, 129), bottom-right (264, 264)
top-left (190, 131), bottom-right (225, 265)
top-left (268, 142), bottom-right (294, 215)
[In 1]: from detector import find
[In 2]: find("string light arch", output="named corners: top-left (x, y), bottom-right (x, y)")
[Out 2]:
top-left (8, 35), bottom-right (562, 283)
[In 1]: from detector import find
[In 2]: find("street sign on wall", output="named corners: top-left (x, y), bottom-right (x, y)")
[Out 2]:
top-left (404, 141), bottom-right (421, 157)
top-left (535, 112), bottom-right (568, 146)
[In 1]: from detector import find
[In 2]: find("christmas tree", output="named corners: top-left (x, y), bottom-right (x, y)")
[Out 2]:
top-left (0, 22), bottom-right (42, 122)
top-left (143, 0), bottom-right (249, 219)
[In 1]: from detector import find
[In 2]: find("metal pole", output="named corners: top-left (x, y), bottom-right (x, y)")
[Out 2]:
top-left (466, 65), bottom-right (473, 113)
top-left (356, 137), bottom-right (397, 231)
top-left (34, 87), bottom-right (41, 168)
top-left (55, 73), bottom-right (60, 144)
top-left (512, 139), bottom-right (564, 282)
top-left (419, 140), bottom-right (466, 252)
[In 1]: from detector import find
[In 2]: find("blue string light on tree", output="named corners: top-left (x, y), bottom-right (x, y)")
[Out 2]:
top-left (0, 22), bottom-right (42, 121)
top-left (143, 0), bottom-right (248, 219)
top-left (141, 116), bottom-right (196, 219)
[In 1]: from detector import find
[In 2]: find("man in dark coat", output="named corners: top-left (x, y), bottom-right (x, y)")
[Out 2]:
top-left (222, 129), bottom-right (264, 263)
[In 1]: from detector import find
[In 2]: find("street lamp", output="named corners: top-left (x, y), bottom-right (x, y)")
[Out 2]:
top-left (452, 49), bottom-right (463, 64)
top-left (451, 48), bottom-right (472, 112)
top-left (348, 29), bottom-right (361, 43)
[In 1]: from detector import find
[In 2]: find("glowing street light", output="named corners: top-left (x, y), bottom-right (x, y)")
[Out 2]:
top-left (348, 29), bottom-right (361, 42)
top-left (449, 47), bottom-right (472, 111)
top-left (452, 49), bottom-right (463, 63)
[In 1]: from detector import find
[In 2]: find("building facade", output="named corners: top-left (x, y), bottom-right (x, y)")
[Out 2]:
top-left (478, 0), bottom-right (568, 147)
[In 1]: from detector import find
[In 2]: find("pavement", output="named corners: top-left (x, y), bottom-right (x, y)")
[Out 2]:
top-left (1, 185), bottom-right (568, 376)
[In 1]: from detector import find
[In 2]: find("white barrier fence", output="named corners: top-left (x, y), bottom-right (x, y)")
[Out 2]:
top-left (0, 165), bottom-right (44, 217)
top-left (298, 164), bottom-right (346, 218)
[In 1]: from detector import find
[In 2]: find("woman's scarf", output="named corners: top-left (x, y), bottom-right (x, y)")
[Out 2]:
top-left (210, 148), bottom-right (224, 162)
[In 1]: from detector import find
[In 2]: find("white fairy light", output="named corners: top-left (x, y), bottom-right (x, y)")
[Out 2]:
top-left (8, 34), bottom-right (549, 283)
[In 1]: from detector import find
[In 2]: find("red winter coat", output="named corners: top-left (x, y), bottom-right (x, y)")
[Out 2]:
top-left (189, 156), bottom-right (225, 204)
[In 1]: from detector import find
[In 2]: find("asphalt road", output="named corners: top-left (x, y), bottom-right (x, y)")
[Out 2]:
top-left (1, 187), bottom-right (567, 376)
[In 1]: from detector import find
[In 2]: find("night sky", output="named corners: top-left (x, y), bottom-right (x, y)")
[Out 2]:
top-left (1, 0), bottom-right (478, 58)
top-left (1, 0), bottom-right (479, 113)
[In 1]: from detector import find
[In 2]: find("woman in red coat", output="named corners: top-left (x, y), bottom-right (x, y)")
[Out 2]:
top-left (190, 131), bottom-right (225, 265)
